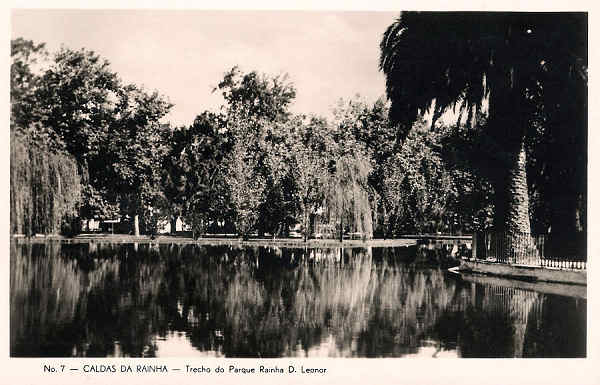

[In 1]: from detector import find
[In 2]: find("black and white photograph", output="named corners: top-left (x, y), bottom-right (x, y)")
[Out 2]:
top-left (7, 4), bottom-right (593, 381)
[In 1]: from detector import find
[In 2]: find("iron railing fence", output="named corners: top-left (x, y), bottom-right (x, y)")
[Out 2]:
top-left (473, 231), bottom-right (587, 270)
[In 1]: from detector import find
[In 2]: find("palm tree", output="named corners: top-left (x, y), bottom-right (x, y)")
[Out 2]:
top-left (379, 12), bottom-right (587, 252)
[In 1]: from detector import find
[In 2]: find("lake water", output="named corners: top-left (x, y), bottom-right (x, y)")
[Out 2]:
top-left (10, 241), bottom-right (586, 358)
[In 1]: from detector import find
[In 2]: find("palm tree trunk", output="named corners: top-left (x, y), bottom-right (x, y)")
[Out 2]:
top-left (485, 130), bottom-right (532, 263)
top-left (486, 130), bottom-right (532, 263)
top-left (504, 142), bottom-right (531, 235)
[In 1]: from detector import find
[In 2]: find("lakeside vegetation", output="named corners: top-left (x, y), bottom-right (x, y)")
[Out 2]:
top-left (10, 12), bottom-right (587, 246)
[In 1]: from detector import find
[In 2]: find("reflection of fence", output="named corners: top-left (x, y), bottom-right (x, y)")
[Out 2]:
top-left (473, 231), bottom-right (587, 270)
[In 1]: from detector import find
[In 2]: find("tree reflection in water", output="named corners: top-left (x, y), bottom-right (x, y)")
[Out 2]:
top-left (10, 241), bottom-right (586, 357)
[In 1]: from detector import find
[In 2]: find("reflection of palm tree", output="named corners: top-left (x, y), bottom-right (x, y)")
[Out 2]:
top-left (480, 285), bottom-right (539, 357)
top-left (454, 283), bottom-right (540, 357)
top-left (509, 290), bottom-right (540, 357)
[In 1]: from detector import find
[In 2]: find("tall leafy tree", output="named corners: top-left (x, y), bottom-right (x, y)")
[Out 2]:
top-left (107, 85), bottom-right (173, 235)
top-left (215, 67), bottom-right (298, 236)
top-left (255, 118), bottom-right (301, 236)
top-left (380, 12), bottom-right (587, 246)
top-left (161, 125), bottom-right (191, 233)
top-left (287, 126), bottom-right (329, 241)
top-left (32, 46), bottom-right (123, 219)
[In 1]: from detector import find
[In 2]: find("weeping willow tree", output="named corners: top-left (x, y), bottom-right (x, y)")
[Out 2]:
top-left (325, 152), bottom-right (374, 240)
top-left (10, 128), bottom-right (81, 236)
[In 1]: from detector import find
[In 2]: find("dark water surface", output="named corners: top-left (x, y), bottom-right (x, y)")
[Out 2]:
top-left (10, 241), bottom-right (586, 358)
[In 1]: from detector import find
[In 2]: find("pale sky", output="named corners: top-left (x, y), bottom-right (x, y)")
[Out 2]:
top-left (11, 10), bottom-right (398, 126)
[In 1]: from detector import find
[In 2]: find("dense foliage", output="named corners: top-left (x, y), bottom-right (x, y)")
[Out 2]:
top-left (379, 12), bottom-right (587, 237)
top-left (10, 129), bottom-right (81, 236)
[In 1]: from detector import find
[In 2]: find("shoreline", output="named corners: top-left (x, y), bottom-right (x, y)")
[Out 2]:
top-left (10, 234), bottom-right (422, 248)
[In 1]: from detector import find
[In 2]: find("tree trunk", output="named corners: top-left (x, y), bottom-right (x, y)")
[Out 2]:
top-left (133, 214), bottom-right (140, 236)
top-left (303, 212), bottom-right (307, 242)
top-left (302, 202), bottom-right (308, 242)
top-left (170, 216), bottom-right (178, 235)
top-left (504, 142), bottom-right (531, 236)
top-left (484, 128), bottom-right (532, 262)
top-left (487, 134), bottom-right (532, 261)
